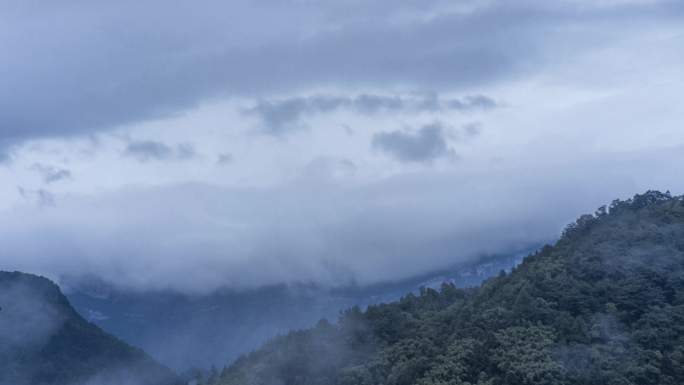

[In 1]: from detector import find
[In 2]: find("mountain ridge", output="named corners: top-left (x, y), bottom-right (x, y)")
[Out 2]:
top-left (0, 270), bottom-right (181, 385)
top-left (64, 251), bottom-right (528, 370)
top-left (205, 190), bottom-right (684, 385)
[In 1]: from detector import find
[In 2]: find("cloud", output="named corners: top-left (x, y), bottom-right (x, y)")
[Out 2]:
top-left (216, 153), bottom-right (233, 165)
top-left (30, 163), bottom-right (72, 184)
top-left (372, 123), bottom-right (455, 163)
top-left (17, 187), bottom-right (56, 207)
top-left (1, 1), bottom-right (680, 146)
top-left (247, 98), bottom-right (312, 136)
top-left (448, 95), bottom-right (498, 111)
top-left (0, 0), bottom-right (682, 298)
top-left (247, 93), bottom-right (497, 135)
top-left (123, 141), bottom-right (196, 162)
top-left (2, 144), bottom-right (675, 294)
top-left (0, 277), bottom-right (65, 352)
top-left (300, 157), bottom-right (357, 181)
top-left (462, 122), bottom-right (482, 138)
top-left (0, 149), bottom-right (11, 164)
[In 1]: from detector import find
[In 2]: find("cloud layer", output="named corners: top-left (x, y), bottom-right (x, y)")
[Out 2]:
top-left (372, 123), bottom-right (455, 163)
top-left (1, 0), bottom-right (682, 152)
top-left (124, 140), bottom-right (196, 162)
top-left (0, 0), bottom-right (683, 294)
top-left (4, 146), bottom-right (683, 293)
top-left (247, 94), bottom-right (497, 135)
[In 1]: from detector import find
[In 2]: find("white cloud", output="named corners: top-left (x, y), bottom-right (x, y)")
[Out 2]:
top-left (0, 0), bottom-right (683, 293)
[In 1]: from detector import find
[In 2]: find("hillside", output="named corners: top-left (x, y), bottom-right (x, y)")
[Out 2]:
top-left (0, 271), bottom-right (180, 385)
top-left (204, 191), bottom-right (684, 385)
top-left (64, 253), bottom-right (522, 371)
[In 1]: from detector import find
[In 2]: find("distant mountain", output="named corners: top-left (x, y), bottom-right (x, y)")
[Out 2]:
top-left (206, 191), bottom-right (684, 385)
top-left (0, 271), bottom-right (180, 385)
top-left (64, 253), bottom-right (527, 371)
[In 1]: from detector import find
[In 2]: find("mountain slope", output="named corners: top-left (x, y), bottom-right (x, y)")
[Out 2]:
top-left (0, 271), bottom-right (180, 385)
top-left (64, 253), bottom-right (524, 371)
top-left (207, 191), bottom-right (684, 385)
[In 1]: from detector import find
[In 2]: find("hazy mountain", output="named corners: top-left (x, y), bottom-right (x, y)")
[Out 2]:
top-left (0, 271), bottom-right (180, 385)
top-left (206, 191), bottom-right (684, 385)
top-left (64, 253), bottom-right (527, 371)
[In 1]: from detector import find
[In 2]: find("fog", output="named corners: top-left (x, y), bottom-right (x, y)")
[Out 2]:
top-left (0, 275), bottom-right (65, 385)
top-left (1, 1), bottom-right (683, 384)
top-left (0, 0), bottom-right (683, 296)
top-left (0, 279), bottom-right (65, 351)
top-left (3, 147), bottom-right (682, 294)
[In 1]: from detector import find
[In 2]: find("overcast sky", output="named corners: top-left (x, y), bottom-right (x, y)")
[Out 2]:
top-left (1, 0), bottom-right (684, 293)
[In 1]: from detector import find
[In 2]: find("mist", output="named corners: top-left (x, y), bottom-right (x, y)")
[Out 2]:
top-left (0, 279), bottom-right (65, 351)
top-left (3, 147), bottom-right (681, 294)
top-left (0, 0), bottom-right (682, 295)
top-left (2, 1), bottom-right (683, 384)
top-left (0, 275), bottom-right (66, 385)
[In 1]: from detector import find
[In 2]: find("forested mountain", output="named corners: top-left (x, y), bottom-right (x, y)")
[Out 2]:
top-left (204, 191), bottom-right (684, 385)
top-left (64, 253), bottom-right (523, 371)
top-left (0, 271), bottom-right (180, 385)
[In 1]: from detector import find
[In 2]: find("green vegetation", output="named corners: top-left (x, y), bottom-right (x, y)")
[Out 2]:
top-left (206, 191), bottom-right (684, 385)
top-left (0, 271), bottom-right (180, 385)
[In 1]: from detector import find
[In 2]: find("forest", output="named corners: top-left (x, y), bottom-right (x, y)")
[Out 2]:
top-left (0, 271), bottom-right (180, 385)
top-left (199, 191), bottom-right (684, 385)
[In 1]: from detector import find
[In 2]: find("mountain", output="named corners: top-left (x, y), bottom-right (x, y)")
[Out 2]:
top-left (0, 271), bottom-right (180, 385)
top-left (204, 191), bottom-right (684, 385)
top-left (64, 253), bottom-right (525, 371)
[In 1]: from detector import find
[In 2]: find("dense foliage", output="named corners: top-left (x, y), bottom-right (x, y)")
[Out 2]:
top-left (0, 271), bottom-right (180, 385)
top-left (206, 191), bottom-right (684, 385)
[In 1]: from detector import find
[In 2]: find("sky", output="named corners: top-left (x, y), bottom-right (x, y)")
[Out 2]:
top-left (1, 0), bottom-right (684, 293)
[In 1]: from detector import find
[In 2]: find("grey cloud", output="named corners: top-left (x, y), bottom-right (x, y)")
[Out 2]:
top-left (175, 143), bottom-right (196, 160)
top-left (0, 149), bottom-right (10, 164)
top-left (444, 122), bottom-right (483, 142)
top-left (124, 141), bottom-right (173, 161)
top-left (463, 122), bottom-right (482, 138)
top-left (352, 94), bottom-right (405, 113)
top-left (247, 94), bottom-right (497, 135)
top-left (124, 141), bottom-right (196, 162)
top-left (247, 98), bottom-right (312, 136)
top-left (448, 95), bottom-right (498, 110)
top-left (0, 145), bottom-right (668, 294)
top-left (372, 123), bottom-right (454, 163)
top-left (343, 125), bottom-right (355, 136)
top-left (30, 163), bottom-right (72, 184)
top-left (216, 153), bottom-right (234, 165)
top-left (17, 187), bottom-right (56, 207)
top-left (2, 1), bottom-right (680, 146)
top-left (300, 157), bottom-right (357, 181)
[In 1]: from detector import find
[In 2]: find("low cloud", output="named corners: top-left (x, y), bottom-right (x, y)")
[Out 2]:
top-left (0, 281), bottom-right (64, 385)
top-left (372, 122), bottom-right (455, 163)
top-left (0, 148), bottom-right (662, 294)
top-left (123, 141), bottom-right (196, 162)
top-left (0, 149), bottom-right (11, 164)
top-left (0, 278), bottom-right (65, 353)
top-left (30, 163), bottom-right (72, 184)
top-left (216, 153), bottom-right (234, 165)
top-left (247, 94), bottom-right (497, 135)
top-left (0, 0), bottom-right (682, 299)
top-left (17, 187), bottom-right (56, 207)
top-left (300, 157), bottom-right (357, 181)
top-left (448, 95), bottom-right (498, 110)
top-left (462, 122), bottom-right (482, 138)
